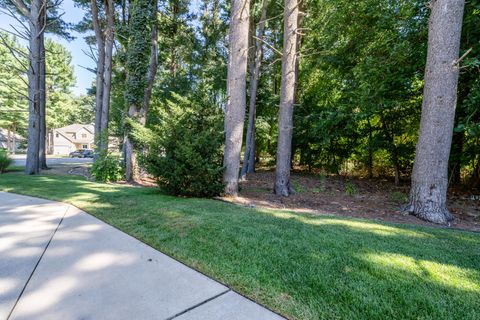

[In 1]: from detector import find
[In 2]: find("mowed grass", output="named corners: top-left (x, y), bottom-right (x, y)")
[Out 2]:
top-left (0, 173), bottom-right (479, 320)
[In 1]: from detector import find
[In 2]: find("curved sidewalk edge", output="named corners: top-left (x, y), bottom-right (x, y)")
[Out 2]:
top-left (0, 191), bottom-right (285, 320)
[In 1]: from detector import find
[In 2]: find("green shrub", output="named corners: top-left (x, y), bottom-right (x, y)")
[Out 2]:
top-left (389, 191), bottom-right (408, 203)
top-left (0, 149), bottom-right (12, 173)
top-left (317, 172), bottom-right (327, 192)
top-left (141, 94), bottom-right (224, 197)
top-left (292, 180), bottom-right (307, 194)
top-left (311, 187), bottom-right (321, 193)
top-left (345, 181), bottom-right (357, 196)
top-left (91, 152), bottom-right (123, 182)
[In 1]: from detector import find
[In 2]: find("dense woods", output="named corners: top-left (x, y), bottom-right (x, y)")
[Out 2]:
top-left (1, 0), bottom-right (479, 225)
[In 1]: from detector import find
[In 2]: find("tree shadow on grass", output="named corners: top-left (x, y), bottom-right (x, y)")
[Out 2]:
top-left (1, 173), bottom-right (479, 320)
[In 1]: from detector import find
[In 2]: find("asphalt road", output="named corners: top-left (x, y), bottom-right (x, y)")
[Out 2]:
top-left (11, 155), bottom-right (93, 167)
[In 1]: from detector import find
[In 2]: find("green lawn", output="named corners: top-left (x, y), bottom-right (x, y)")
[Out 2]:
top-left (1, 173), bottom-right (479, 320)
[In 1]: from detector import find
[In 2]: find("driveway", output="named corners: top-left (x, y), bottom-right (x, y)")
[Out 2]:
top-left (0, 192), bottom-right (284, 320)
top-left (10, 155), bottom-right (93, 168)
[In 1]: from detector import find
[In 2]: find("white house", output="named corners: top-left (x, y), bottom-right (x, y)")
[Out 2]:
top-left (49, 124), bottom-right (95, 155)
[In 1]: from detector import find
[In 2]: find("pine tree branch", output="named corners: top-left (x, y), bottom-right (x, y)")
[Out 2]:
top-left (11, 0), bottom-right (29, 17)
top-left (252, 35), bottom-right (282, 56)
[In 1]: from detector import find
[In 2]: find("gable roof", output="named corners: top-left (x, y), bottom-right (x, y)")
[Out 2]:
top-left (54, 124), bottom-right (95, 144)
top-left (56, 124), bottom-right (94, 134)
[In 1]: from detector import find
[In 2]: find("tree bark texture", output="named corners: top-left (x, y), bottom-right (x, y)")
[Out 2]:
top-left (91, 0), bottom-right (114, 155)
top-left (407, 0), bottom-right (465, 224)
top-left (274, 0), bottom-right (298, 196)
top-left (92, 1), bottom-right (105, 153)
top-left (124, 0), bottom-right (157, 182)
top-left (24, 0), bottom-right (44, 175)
top-left (39, 32), bottom-right (48, 169)
top-left (100, 2), bottom-right (115, 153)
top-left (6, 129), bottom-right (11, 153)
top-left (140, 2), bottom-right (159, 126)
top-left (12, 125), bottom-right (17, 154)
top-left (223, 0), bottom-right (251, 196)
top-left (240, 0), bottom-right (268, 180)
top-left (124, 123), bottom-right (137, 182)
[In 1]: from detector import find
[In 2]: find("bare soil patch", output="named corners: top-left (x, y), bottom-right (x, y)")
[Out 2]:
top-left (229, 170), bottom-right (480, 232)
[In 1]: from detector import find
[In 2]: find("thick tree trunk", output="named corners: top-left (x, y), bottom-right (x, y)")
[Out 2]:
top-left (223, 0), bottom-right (251, 196)
top-left (274, 0), bottom-right (298, 196)
top-left (25, 0), bottom-right (43, 175)
top-left (240, 0), bottom-right (268, 180)
top-left (124, 0), bottom-right (157, 183)
top-left (407, 0), bottom-right (465, 224)
top-left (140, 3), bottom-right (159, 126)
top-left (124, 128), bottom-right (137, 182)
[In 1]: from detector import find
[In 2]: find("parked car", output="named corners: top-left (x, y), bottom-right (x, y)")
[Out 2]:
top-left (69, 149), bottom-right (94, 158)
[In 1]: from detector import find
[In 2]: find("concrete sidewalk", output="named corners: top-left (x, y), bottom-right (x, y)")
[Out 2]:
top-left (0, 192), bottom-right (284, 320)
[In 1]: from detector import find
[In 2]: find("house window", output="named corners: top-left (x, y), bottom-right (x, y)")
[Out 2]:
top-left (55, 133), bottom-right (59, 138)
top-left (82, 134), bottom-right (87, 138)
top-left (82, 144), bottom-right (88, 149)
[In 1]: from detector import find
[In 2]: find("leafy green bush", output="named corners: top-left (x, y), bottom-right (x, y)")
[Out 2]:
top-left (91, 152), bottom-right (123, 182)
top-left (345, 181), bottom-right (357, 196)
top-left (141, 94), bottom-right (224, 197)
top-left (292, 180), bottom-right (307, 194)
top-left (0, 149), bottom-right (12, 173)
top-left (389, 191), bottom-right (408, 203)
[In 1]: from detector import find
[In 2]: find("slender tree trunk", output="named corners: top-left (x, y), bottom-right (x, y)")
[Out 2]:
top-left (274, 0), bottom-right (298, 196)
top-left (25, 0), bottom-right (43, 175)
top-left (407, 0), bottom-right (465, 224)
top-left (12, 125), bottom-right (16, 154)
top-left (449, 131), bottom-right (463, 185)
top-left (7, 128), bottom-right (11, 153)
top-left (472, 156), bottom-right (480, 188)
top-left (124, 121), bottom-right (137, 182)
top-left (394, 159), bottom-right (400, 186)
top-left (240, 0), bottom-right (268, 180)
top-left (380, 114), bottom-right (400, 186)
top-left (367, 117), bottom-right (373, 179)
top-left (99, 0), bottom-right (115, 153)
top-left (248, 121), bottom-right (256, 170)
top-left (223, 0), bottom-right (251, 196)
top-left (39, 32), bottom-right (48, 169)
top-left (91, 0), bottom-right (105, 154)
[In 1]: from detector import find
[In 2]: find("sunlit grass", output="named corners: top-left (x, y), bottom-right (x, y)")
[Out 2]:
top-left (363, 252), bottom-right (480, 291)
top-left (0, 173), bottom-right (479, 320)
top-left (268, 210), bottom-right (432, 238)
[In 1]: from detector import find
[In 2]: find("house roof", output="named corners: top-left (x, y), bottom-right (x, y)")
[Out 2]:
top-left (0, 128), bottom-right (25, 141)
top-left (54, 124), bottom-right (95, 144)
top-left (56, 124), bottom-right (94, 134)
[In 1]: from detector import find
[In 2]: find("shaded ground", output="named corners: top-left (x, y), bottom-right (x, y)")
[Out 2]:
top-left (232, 170), bottom-right (480, 232)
